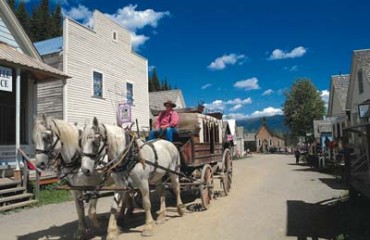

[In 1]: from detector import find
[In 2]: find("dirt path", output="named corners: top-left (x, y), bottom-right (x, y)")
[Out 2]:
top-left (0, 154), bottom-right (347, 240)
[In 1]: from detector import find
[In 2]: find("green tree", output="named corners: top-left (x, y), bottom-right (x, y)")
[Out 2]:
top-left (150, 68), bottom-right (161, 92)
top-left (7, 0), bottom-right (16, 11)
top-left (51, 1), bottom-right (62, 37)
top-left (283, 79), bottom-right (326, 138)
top-left (16, 1), bottom-right (30, 36)
top-left (162, 78), bottom-right (169, 90)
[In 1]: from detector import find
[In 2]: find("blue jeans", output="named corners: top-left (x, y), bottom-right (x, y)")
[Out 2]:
top-left (149, 128), bottom-right (178, 142)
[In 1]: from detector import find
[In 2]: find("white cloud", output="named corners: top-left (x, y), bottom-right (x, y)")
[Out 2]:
top-left (208, 53), bottom-right (245, 70)
top-left (233, 77), bottom-right (260, 91)
top-left (268, 46), bottom-right (307, 60)
top-left (320, 90), bottom-right (329, 108)
top-left (201, 83), bottom-right (212, 90)
top-left (251, 107), bottom-right (283, 117)
top-left (108, 5), bottom-right (170, 32)
top-left (230, 104), bottom-right (243, 111)
top-left (262, 89), bottom-right (274, 96)
top-left (204, 97), bottom-right (252, 111)
top-left (283, 65), bottom-right (299, 72)
top-left (63, 4), bottom-right (170, 50)
top-left (63, 4), bottom-right (92, 23)
top-left (224, 107), bottom-right (284, 120)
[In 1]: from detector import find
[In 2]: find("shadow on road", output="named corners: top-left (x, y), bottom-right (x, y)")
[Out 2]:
top-left (319, 178), bottom-right (348, 190)
top-left (286, 197), bottom-right (370, 240)
top-left (17, 191), bottom-right (199, 240)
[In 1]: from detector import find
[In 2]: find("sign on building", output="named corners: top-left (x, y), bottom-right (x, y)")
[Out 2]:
top-left (117, 103), bottom-right (131, 126)
top-left (0, 66), bottom-right (12, 92)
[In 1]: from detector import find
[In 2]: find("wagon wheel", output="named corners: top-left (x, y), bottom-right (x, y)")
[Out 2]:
top-left (221, 149), bottom-right (233, 195)
top-left (199, 164), bottom-right (213, 210)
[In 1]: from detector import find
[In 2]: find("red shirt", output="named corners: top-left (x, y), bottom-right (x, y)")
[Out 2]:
top-left (156, 110), bottom-right (179, 129)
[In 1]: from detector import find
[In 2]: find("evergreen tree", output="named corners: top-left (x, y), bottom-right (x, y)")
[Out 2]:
top-left (51, 1), bottom-right (62, 37)
top-left (150, 68), bottom-right (161, 92)
top-left (162, 78), bottom-right (169, 90)
top-left (30, 7), bottom-right (42, 41)
top-left (16, 1), bottom-right (30, 37)
top-left (38, 0), bottom-right (51, 40)
top-left (7, 0), bottom-right (16, 11)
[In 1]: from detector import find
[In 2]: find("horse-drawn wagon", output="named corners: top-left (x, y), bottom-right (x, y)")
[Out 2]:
top-left (32, 110), bottom-right (233, 239)
top-left (154, 111), bottom-right (233, 209)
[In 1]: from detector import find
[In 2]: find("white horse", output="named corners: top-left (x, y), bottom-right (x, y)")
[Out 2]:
top-left (33, 115), bottom-right (104, 239)
top-left (80, 117), bottom-right (184, 239)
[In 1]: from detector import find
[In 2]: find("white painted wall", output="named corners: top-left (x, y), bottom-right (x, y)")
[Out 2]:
top-left (64, 11), bottom-right (149, 129)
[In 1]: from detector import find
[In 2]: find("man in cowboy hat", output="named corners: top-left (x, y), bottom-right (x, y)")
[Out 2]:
top-left (149, 100), bottom-right (179, 142)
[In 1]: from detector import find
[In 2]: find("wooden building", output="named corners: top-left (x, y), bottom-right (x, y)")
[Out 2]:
top-left (0, 0), bottom-right (67, 169)
top-left (34, 11), bottom-right (149, 129)
top-left (255, 119), bottom-right (285, 153)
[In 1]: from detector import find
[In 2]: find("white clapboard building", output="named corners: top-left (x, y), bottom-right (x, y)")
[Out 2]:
top-left (34, 11), bottom-right (149, 129)
top-left (0, 0), bottom-right (67, 169)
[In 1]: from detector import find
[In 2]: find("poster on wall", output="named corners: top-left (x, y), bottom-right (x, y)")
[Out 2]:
top-left (0, 66), bottom-right (12, 92)
top-left (117, 103), bottom-right (131, 127)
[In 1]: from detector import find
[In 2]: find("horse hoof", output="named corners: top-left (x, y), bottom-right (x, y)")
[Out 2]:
top-left (141, 228), bottom-right (154, 237)
top-left (177, 205), bottom-right (185, 217)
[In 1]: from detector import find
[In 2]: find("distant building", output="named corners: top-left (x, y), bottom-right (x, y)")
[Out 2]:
top-left (245, 133), bottom-right (256, 152)
top-left (326, 74), bottom-right (350, 139)
top-left (234, 126), bottom-right (245, 157)
top-left (255, 118), bottom-right (285, 153)
top-left (149, 89), bottom-right (186, 116)
top-left (34, 11), bottom-right (149, 129)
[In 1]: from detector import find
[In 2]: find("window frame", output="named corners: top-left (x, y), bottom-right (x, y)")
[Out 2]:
top-left (112, 30), bottom-right (118, 42)
top-left (126, 82), bottom-right (134, 104)
top-left (92, 70), bottom-right (104, 98)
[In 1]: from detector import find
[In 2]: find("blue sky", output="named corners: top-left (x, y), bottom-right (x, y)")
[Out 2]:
top-left (22, 0), bottom-right (370, 119)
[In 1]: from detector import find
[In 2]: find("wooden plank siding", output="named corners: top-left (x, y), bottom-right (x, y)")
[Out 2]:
top-left (37, 54), bottom-right (64, 119)
top-left (0, 16), bottom-right (19, 49)
top-left (64, 11), bottom-right (149, 128)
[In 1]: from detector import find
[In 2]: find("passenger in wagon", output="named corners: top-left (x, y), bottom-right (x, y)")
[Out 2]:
top-left (149, 100), bottom-right (179, 142)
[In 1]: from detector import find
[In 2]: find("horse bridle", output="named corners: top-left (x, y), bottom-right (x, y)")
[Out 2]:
top-left (35, 121), bottom-right (80, 176)
top-left (81, 124), bottom-right (108, 165)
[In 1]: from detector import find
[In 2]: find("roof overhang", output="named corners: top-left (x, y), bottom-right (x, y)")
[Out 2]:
top-left (0, 43), bottom-right (69, 81)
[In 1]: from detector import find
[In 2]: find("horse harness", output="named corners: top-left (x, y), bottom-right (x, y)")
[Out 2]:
top-left (35, 120), bottom-right (81, 178)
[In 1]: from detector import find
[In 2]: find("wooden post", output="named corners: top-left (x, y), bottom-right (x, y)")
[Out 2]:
top-left (15, 68), bottom-right (21, 170)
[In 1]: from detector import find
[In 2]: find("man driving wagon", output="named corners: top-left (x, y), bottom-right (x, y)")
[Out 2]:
top-left (149, 100), bottom-right (179, 142)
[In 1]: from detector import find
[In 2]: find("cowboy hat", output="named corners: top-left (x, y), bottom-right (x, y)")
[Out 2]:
top-left (164, 100), bottom-right (176, 108)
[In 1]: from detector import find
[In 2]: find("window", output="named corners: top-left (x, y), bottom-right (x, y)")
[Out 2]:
top-left (258, 139), bottom-right (261, 146)
top-left (358, 70), bottom-right (364, 94)
top-left (269, 138), bottom-right (272, 146)
top-left (112, 31), bottom-right (118, 41)
top-left (126, 82), bottom-right (133, 104)
top-left (93, 71), bottom-right (103, 97)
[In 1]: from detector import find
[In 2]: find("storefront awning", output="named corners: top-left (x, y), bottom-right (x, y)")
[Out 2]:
top-left (0, 43), bottom-right (69, 81)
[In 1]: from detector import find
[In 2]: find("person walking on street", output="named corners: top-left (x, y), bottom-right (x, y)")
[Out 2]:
top-left (294, 148), bottom-right (301, 164)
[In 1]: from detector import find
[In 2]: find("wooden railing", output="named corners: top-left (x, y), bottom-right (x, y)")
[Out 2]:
top-left (18, 148), bottom-right (40, 201)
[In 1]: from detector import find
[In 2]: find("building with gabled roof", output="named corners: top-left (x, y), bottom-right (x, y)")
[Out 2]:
top-left (328, 74), bottom-right (350, 117)
top-left (34, 11), bottom-right (149, 129)
top-left (255, 118), bottom-right (285, 153)
top-left (149, 89), bottom-right (186, 115)
top-left (0, 0), bottom-right (67, 169)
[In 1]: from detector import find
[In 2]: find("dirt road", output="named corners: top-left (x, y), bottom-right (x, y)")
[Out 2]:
top-left (0, 154), bottom-right (348, 240)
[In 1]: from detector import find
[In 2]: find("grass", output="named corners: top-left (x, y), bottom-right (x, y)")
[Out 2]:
top-left (29, 180), bottom-right (73, 206)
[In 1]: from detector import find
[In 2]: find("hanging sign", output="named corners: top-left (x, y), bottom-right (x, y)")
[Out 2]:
top-left (117, 103), bottom-right (132, 126)
top-left (0, 66), bottom-right (12, 92)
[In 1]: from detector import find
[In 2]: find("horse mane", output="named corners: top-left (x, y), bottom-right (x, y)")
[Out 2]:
top-left (49, 119), bottom-right (80, 151)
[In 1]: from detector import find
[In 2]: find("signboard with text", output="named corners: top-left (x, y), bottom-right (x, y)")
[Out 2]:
top-left (0, 66), bottom-right (12, 92)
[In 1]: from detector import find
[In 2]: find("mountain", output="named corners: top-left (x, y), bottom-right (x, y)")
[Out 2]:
top-left (237, 115), bottom-right (289, 134)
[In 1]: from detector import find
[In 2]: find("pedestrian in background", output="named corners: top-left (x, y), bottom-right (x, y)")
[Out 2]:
top-left (294, 148), bottom-right (301, 164)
